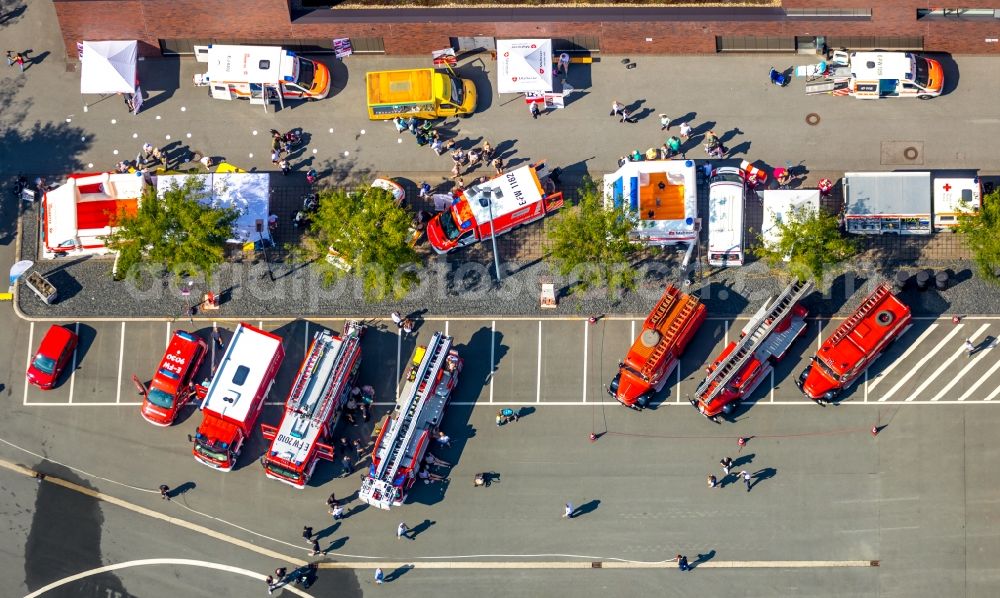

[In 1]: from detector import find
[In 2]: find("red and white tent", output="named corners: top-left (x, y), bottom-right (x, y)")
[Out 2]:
top-left (496, 39), bottom-right (553, 94)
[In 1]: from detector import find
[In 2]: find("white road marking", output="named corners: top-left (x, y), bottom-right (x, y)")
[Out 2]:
top-left (932, 335), bottom-right (996, 401)
top-left (116, 322), bottom-right (126, 404)
top-left (878, 324), bottom-right (963, 401)
top-left (817, 319), bottom-right (823, 350)
top-left (630, 320), bottom-right (635, 342)
top-left (770, 369), bottom-right (774, 402)
top-left (489, 320), bottom-right (495, 403)
top-left (395, 326), bottom-right (402, 399)
top-left (165, 321), bottom-right (171, 348)
top-left (957, 357), bottom-right (1000, 401)
top-left (304, 320), bottom-right (309, 354)
top-left (864, 369), bottom-right (868, 402)
top-left (725, 320), bottom-right (730, 345)
top-left (536, 320), bottom-right (542, 403)
top-left (582, 321), bottom-right (588, 403)
top-left (211, 321), bottom-right (217, 365)
top-left (68, 323), bottom-right (79, 404)
top-left (258, 320), bottom-right (263, 330)
top-left (912, 323), bottom-right (989, 401)
top-left (445, 319), bottom-right (449, 336)
top-left (23, 559), bottom-right (314, 598)
top-left (868, 324), bottom-right (939, 393)
top-left (984, 384), bottom-right (1000, 402)
top-left (23, 321), bottom-right (34, 406)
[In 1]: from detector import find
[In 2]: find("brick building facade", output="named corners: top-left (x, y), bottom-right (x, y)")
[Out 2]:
top-left (52, 1), bottom-right (1000, 58)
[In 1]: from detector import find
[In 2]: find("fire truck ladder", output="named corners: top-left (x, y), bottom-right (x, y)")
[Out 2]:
top-left (373, 332), bottom-right (450, 484)
top-left (694, 280), bottom-right (812, 402)
top-left (824, 283), bottom-right (893, 347)
top-left (289, 327), bottom-right (362, 421)
top-left (641, 292), bottom-right (699, 379)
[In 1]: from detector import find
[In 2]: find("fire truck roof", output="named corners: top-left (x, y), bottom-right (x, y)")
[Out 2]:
top-left (462, 165), bottom-right (544, 224)
top-left (202, 323), bottom-right (283, 424)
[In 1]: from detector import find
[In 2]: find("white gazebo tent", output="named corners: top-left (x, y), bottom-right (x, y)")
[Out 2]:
top-left (496, 39), bottom-right (553, 94)
top-left (80, 40), bottom-right (137, 94)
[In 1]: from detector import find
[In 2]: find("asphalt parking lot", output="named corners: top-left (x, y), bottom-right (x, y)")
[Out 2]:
top-left (16, 314), bottom-right (1000, 409)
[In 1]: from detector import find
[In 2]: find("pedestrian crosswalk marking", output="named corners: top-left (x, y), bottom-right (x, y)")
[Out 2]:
top-left (908, 323), bottom-right (990, 401)
top-left (878, 324), bottom-right (963, 401)
top-left (957, 356), bottom-right (1000, 401)
top-left (867, 324), bottom-right (939, 393)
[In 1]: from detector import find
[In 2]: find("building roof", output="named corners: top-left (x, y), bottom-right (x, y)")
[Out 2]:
top-left (603, 160), bottom-right (698, 243)
top-left (761, 189), bottom-right (821, 248)
top-left (844, 172), bottom-right (931, 216)
top-left (201, 323), bottom-right (283, 425)
top-left (850, 52), bottom-right (913, 80)
top-left (462, 165), bottom-right (545, 224)
top-left (205, 45), bottom-right (294, 85)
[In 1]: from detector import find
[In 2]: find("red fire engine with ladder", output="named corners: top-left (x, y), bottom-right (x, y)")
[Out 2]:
top-left (796, 282), bottom-right (912, 403)
top-left (690, 280), bottom-right (813, 422)
top-left (260, 322), bottom-right (364, 488)
top-left (359, 332), bottom-right (462, 510)
top-left (608, 284), bottom-right (706, 409)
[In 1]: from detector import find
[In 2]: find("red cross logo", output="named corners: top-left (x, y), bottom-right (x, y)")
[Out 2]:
top-left (943, 183), bottom-right (952, 192)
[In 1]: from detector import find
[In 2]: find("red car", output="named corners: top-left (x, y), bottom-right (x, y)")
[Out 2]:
top-left (140, 330), bottom-right (208, 426)
top-left (27, 325), bottom-right (78, 390)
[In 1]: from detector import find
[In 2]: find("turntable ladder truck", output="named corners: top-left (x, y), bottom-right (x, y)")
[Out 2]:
top-left (260, 323), bottom-right (364, 488)
top-left (609, 284), bottom-right (707, 409)
top-left (359, 332), bottom-right (461, 510)
top-left (690, 280), bottom-right (813, 421)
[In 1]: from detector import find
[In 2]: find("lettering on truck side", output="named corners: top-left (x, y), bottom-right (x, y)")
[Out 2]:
top-left (506, 172), bottom-right (527, 206)
top-left (161, 353), bottom-right (187, 374)
top-left (276, 433), bottom-right (312, 454)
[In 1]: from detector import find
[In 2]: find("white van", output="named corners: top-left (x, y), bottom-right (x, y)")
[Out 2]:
top-left (194, 45), bottom-right (331, 108)
top-left (708, 167), bottom-right (746, 267)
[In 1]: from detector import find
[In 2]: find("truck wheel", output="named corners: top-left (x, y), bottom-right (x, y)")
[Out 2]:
top-left (917, 95), bottom-right (934, 100)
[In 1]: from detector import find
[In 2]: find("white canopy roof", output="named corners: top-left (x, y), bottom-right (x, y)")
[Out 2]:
top-left (156, 173), bottom-right (271, 243)
top-left (496, 39), bottom-right (553, 94)
top-left (80, 40), bottom-right (137, 94)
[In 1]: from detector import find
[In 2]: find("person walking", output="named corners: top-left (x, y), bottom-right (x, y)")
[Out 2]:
top-left (678, 122), bottom-right (692, 141)
top-left (360, 402), bottom-right (370, 422)
top-left (302, 526), bottom-right (314, 544)
top-left (311, 539), bottom-right (322, 556)
top-left (740, 470), bottom-right (753, 492)
top-left (964, 338), bottom-right (975, 358)
top-left (15, 52), bottom-right (25, 73)
top-left (737, 436), bottom-right (748, 453)
top-left (436, 430), bottom-right (451, 449)
top-left (5, 51), bottom-right (13, 67)
top-left (375, 567), bottom-right (385, 584)
top-left (492, 157), bottom-right (505, 175)
top-left (279, 158), bottom-right (290, 175)
top-left (326, 493), bottom-right (337, 510)
top-left (707, 475), bottom-right (719, 489)
top-left (397, 522), bottom-right (412, 540)
top-left (390, 311), bottom-right (403, 329)
top-left (330, 502), bottom-right (344, 520)
top-left (620, 107), bottom-right (635, 124)
top-left (352, 438), bottom-right (364, 459)
top-left (482, 141), bottom-right (494, 163)
top-left (720, 456), bottom-right (733, 476)
top-left (659, 113), bottom-right (671, 131)
top-left (563, 502), bottom-right (574, 519)
top-left (558, 52), bottom-right (571, 77)
top-left (610, 100), bottom-right (624, 118)
top-left (530, 101), bottom-right (541, 119)
top-left (341, 454), bottom-right (352, 477)
top-left (159, 484), bottom-right (170, 500)
top-left (270, 148), bottom-right (281, 166)
top-left (211, 328), bottom-right (224, 350)
top-left (402, 318), bottom-right (414, 334)
top-left (265, 574), bottom-right (275, 595)
top-left (675, 554), bottom-right (690, 571)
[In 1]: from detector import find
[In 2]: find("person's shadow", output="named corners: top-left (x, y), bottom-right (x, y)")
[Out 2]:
top-left (315, 521), bottom-right (341, 541)
top-left (690, 549), bottom-right (716, 569)
top-left (573, 499), bottom-right (601, 518)
top-left (385, 564), bottom-right (414, 582)
top-left (411, 519), bottom-right (436, 538)
top-left (749, 467), bottom-right (777, 491)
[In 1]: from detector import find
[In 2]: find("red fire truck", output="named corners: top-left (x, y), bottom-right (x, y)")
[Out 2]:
top-left (359, 332), bottom-right (462, 510)
top-left (425, 163), bottom-right (563, 254)
top-left (260, 323), bottom-right (364, 488)
top-left (609, 285), bottom-right (706, 409)
top-left (139, 330), bottom-right (208, 426)
top-left (190, 323), bottom-right (285, 471)
top-left (796, 282), bottom-right (912, 403)
top-left (690, 281), bottom-right (813, 422)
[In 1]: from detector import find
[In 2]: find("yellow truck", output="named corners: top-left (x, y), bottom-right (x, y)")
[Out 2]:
top-left (366, 68), bottom-right (476, 120)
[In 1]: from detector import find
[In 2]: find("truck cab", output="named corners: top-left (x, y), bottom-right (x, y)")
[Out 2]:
top-left (140, 330), bottom-right (208, 426)
top-left (849, 52), bottom-right (943, 99)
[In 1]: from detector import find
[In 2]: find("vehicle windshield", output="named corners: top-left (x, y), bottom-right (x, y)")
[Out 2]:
top-left (147, 387), bottom-right (176, 409)
top-left (711, 172), bottom-right (744, 185)
top-left (815, 357), bottom-right (845, 383)
top-left (297, 58), bottom-right (315, 89)
top-left (31, 355), bottom-right (56, 375)
top-left (438, 210), bottom-right (462, 241)
top-left (449, 77), bottom-right (463, 106)
top-left (913, 56), bottom-right (929, 87)
top-left (265, 461), bottom-right (303, 482)
top-left (194, 442), bottom-right (228, 463)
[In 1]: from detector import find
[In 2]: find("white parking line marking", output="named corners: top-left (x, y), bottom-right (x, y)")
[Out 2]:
top-left (395, 326), bottom-right (402, 399)
top-left (878, 324), bottom-right (962, 401)
top-left (68, 323), bottom-right (79, 404)
top-left (445, 320), bottom-right (449, 336)
top-left (912, 323), bottom-right (989, 401)
top-left (984, 384), bottom-right (1000, 402)
top-left (864, 369), bottom-right (868, 402)
top-left (725, 320), bottom-right (730, 345)
top-left (868, 324), bottom-right (939, 393)
top-left (211, 321), bottom-right (217, 365)
top-left (304, 321), bottom-right (309, 354)
top-left (165, 322), bottom-right (171, 348)
top-left (675, 363), bottom-right (681, 403)
top-left (116, 322), bottom-right (126, 404)
top-left (582, 321), bottom-right (588, 403)
top-left (932, 337), bottom-right (996, 401)
top-left (489, 320), bottom-right (495, 404)
top-left (817, 320), bottom-right (823, 350)
top-left (23, 321), bottom-right (34, 406)
top-left (631, 320), bottom-right (635, 341)
top-left (536, 320), bottom-right (542, 403)
top-left (258, 321), bottom-right (263, 330)
top-left (770, 369), bottom-right (774, 402)
top-left (957, 356), bottom-right (1000, 401)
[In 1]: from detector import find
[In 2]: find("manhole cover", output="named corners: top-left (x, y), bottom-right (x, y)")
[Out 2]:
top-left (880, 141), bottom-right (924, 165)
top-left (805, 113), bottom-right (821, 125)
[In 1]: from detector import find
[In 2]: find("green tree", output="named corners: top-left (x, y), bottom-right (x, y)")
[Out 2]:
top-left (545, 178), bottom-right (638, 296)
top-left (106, 178), bottom-right (239, 280)
top-left (957, 188), bottom-right (1000, 285)
top-left (295, 183), bottom-right (419, 301)
top-left (752, 204), bottom-right (858, 283)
